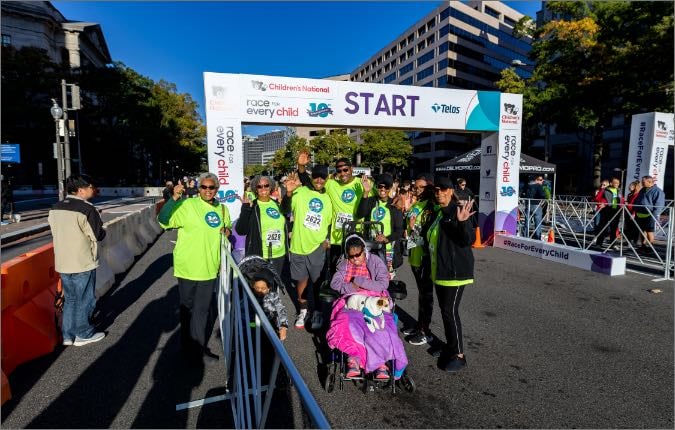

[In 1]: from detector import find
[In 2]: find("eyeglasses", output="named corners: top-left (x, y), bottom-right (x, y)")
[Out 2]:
top-left (200, 185), bottom-right (217, 190)
top-left (336, 166), bottom-right (350, 173)
top-left (256, 183), bottom-right (270, 189)
top-left (347, 250), bottom-right (363, 260)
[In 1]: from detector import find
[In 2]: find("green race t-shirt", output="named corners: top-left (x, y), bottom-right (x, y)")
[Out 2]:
top-left (159, 197), bottom-right (232, 281)
top-left (289, 186), bottom-right (333, 255)
top-left (371, 200), bottom-right (392, 253)
top-left (325, 177), bottom-right (371, 245)
top-left (256, 199), bottom-right (286, 259)
top-left (427, 211), bottom-right (473, 287)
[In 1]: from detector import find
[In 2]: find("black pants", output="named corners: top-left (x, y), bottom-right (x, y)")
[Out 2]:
top-left (599, 208), bottom-right (620, 244)
top-left (412, 255), bottom-right (433, 331)
top-left (178, 278), bottom-right (218, 350)
top-left (435, 285), bottom-right (465, 358)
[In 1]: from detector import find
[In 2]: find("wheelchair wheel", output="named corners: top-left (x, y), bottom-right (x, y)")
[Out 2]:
top-left (324, 368), bottom-right (336, 393)
top-left (398, 371), bottom-right (416, 393)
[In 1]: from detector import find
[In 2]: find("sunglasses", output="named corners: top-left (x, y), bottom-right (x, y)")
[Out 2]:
top-left (347, 250), bottom-right (364, 260)
top-left (336, 166), bottom-right (350, 173)
top-left (312, 174), bottom-right (327, 180)
top-left (200, 185), bottom-right (217, 190)
top-left (434, 187), bottom-right (450, 193)
top-left (256, 183), bottom-right (270, 189)
top-left (377, 184), bottom-right (391, 189)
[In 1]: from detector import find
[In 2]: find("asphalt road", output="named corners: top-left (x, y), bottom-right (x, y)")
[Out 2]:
top-left (1, 231), bottom-right (673, 428)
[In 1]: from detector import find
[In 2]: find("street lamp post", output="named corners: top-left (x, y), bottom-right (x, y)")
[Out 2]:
top-left (50, 99), bottom-right (66, 200)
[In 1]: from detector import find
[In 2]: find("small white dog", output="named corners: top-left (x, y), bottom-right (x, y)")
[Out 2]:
top-left (346, 294), bottom-right (391, 333)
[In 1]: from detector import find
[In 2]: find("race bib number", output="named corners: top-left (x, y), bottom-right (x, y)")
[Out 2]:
top-left (406, 237), bottom-right (418, 250)
top-left (335, 212), bottom-right (353, 229)
top-left (303, 212), bottom-right (323, 231)
top-left (266, 230), bottom-right (282, 246)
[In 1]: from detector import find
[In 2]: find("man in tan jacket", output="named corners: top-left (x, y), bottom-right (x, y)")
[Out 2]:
top-left (48, 175), bottom-right (107, 346)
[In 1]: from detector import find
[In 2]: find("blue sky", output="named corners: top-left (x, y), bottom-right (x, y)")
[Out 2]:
top-left (54, 1), bottom-right (541, 136)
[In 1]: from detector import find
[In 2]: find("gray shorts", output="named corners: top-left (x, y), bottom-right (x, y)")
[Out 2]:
top-left (289, 245), bottom-right (326, 283)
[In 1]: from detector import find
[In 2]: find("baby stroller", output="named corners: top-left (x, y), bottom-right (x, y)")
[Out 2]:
top-left (237, 255), bottom-right (290, 389)
top-left (320, 220), bottom-right (415, 394)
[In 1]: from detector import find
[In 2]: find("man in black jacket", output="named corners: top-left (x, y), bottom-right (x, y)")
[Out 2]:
top-left (356, 173), bottom-right (405, 274)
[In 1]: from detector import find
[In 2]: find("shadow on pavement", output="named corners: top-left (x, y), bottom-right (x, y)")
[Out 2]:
top-left (27, 287), bottom-right (182, 428)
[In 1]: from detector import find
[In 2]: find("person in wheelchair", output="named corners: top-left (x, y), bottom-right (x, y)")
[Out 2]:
top-left (325, 235), bottom-right (408, 381)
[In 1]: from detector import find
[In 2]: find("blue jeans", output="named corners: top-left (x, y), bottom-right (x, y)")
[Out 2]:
top-left (61, 269), bottom-right (97, 340)
top-left (526, 205), bottom-right (543, 239)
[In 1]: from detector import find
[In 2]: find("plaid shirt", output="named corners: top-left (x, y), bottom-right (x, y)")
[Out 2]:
top-left (343, 258), bottom-right (371, 282)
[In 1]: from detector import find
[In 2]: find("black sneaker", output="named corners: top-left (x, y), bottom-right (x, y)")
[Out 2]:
top-left (444, 356), bottom-right (467, 374)
top-left (401, 327), bottom-right (419, 336)
top-left (407, 331), bottom-right (433, 345)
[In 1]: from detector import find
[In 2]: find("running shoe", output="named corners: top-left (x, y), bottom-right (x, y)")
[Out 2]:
top-left (346, 358), bottom-right (360, 378)
top-left (407, 331), bottom-right (433, 346)
top-left (294, 309), bottom-right (308, 329)
top-left (374, 365), bottom-right (390, 380)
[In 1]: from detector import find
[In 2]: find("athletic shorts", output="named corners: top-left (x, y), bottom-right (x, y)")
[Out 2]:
top-left (636, 215), bottom-right (656, 232)
top-left (289, 245), bottom-right (326, 283)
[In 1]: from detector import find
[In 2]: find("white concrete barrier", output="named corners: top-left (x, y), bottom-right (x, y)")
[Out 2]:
top-left (95, 203), bottom-right (163, 297)
top-left (494, 234), bottom-right (626, 276)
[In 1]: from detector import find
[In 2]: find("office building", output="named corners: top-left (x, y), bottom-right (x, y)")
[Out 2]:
top-left (1, 1), bottom-right (111, 68)
top-left (349, 0), bottom-right (532, 176)
top-left (243, 135), bottom-right (263, 166)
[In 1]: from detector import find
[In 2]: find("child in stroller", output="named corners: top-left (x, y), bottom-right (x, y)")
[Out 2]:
top-left (325, 233), bottom-right (408, 382)
top-left (238, 256), bottom-right (289, 340)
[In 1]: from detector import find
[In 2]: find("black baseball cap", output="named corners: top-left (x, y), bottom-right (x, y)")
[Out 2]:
top-left (311, 165), bottom-right (329, 179)
top-left (376, 173), bottom-right (394, 188)
top-left (435, 177), bottom-right (454, 190)
top-left (335, 158), bottom-right (352, 168)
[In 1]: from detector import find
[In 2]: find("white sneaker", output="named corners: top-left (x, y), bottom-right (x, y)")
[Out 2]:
top-left (73, 332), bottom-right (105, 346)
top-left (62, 338), bottom-right (74, 346)
top-left (294, 309), bottom-right (308, 329)
top-left (311, 311), bottom-right (324, 330)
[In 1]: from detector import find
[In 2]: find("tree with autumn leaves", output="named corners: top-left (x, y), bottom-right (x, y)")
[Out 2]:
top-left (496, 1), bottom-right (673, 188)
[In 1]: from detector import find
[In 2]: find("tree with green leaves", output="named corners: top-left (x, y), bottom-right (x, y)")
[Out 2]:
top-left (308, 130), bottom-right (357, 165)
top-left (244, 164), bottom-right (267, 177)
top-left (499, 1), bottom-right (674, 188)
top-left (359, 129), bottom-right (412, 174)
top-left (269, 135), bottom-right (309, 174)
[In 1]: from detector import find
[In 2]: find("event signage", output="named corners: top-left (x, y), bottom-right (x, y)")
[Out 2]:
top-left (204, 72), bottom-right (520, 225)
top-left (625, 112), bottom-right (674, 195)
top-left (494, 234), bottom-right (626, 276)
top-left (1, 144), bottom-right (21, 163)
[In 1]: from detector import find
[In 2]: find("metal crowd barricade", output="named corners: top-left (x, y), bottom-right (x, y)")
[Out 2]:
top-left (518, 197), bottom-right (674, 281)
top-left (215, 237), bottom-right (330, 429)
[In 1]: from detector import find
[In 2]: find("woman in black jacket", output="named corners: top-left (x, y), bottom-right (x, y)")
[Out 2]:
top-left (427, 177), bottom-right (475, 373)
top-left (235, 175), bottom-right (289, 278)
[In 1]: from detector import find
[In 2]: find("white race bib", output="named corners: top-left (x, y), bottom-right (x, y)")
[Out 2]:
top-left (266, 230), bottom-right (282, 246)
top-left (335, 212), bottom-right (354, 229)
top-left (303, 212), bottom-right (323, 231)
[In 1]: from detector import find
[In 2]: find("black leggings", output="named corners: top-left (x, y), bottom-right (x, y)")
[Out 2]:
top-left (435, 285), bottom-right (465, 358)
top-left (412, 255), bottom-right (433, 331)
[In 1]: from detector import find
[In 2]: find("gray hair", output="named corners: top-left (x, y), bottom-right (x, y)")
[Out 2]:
top-left (250, 175), bottom-right (276, 195)
top-left (198, 172), bottom-right (219, 188)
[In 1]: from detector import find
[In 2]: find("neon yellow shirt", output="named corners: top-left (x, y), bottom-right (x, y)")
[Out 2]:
top-left (256, 199), bottom-right (286, 259)
top-left (289, 186), bottom-right (333, 255)
top-left (158, 198), bottom-right (231, 280)
top-left (325, 177), bottom-right (371, 245)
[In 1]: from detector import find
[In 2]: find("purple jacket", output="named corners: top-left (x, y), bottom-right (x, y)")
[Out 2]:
top-left (331, 251), bottom-right (389, 295)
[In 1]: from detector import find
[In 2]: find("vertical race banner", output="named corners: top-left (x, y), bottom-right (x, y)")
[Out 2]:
top-left (495, 93), bottom-right (522, 235)
top-left (478, 132), bottom-right (498, 241)
top-left (204, 73), bottom-right (244, 219)
top-left (625, 112), bottom-right (674, 195)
